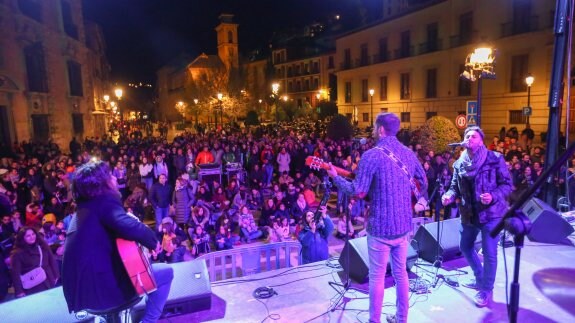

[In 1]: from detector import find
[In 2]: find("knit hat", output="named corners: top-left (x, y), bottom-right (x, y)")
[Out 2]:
top-left (464, 126), bottom-right (485, 139)
top-left (43, 213), bottom-right (56, 224)
top-left (161, 217), bottom-right (174, 224)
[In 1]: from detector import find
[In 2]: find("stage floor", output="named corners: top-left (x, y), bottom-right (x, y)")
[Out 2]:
top-left (163, 237), bottom-right (575, 323)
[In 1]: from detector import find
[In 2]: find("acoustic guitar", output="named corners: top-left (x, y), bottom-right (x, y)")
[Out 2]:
top-left (116, 238), bottom-right (157, 296)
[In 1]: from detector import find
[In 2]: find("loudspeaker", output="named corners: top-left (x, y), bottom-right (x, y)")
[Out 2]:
top-left (338, 236), bottom-right (417, 283)
top-left (411, 218), bottom-right (481, 263)
top-left (132, 259), bottom-right (212, 321)
top-left (521, 197), bottom-right (574, 244)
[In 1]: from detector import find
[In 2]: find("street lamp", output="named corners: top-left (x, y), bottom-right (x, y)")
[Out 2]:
top-left (525, 74), bottom-right (534, 126)
top-left (461, 47), bottom-right (497, 127)
top-left (176, 101), bottom-right (186, 125)
top-left (114, 88), bottom-right (123, 124)
top-left (193, 98), bottom-right (199, 126)
top-left (217, 93), bottom-right (223, 128)
top-left (272, 83), bottom-right (280, 125)
top-left (369, 88), bottom-right (375, 124)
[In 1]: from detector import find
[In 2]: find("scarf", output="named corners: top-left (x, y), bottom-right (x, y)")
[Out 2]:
top-left (460, 145), bottom-right (488, 178)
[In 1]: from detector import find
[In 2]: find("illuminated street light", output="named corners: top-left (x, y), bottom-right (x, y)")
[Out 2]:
top-left (114, 88), bottom-right (123, 123)
top-left (217, 93), bottom-right (223, 128)
top-left (461, 47), bottom-right (497, 127)
top-left (369, 88), bottom-right (375, 124)
top-left (272, 83), bottom-right (280, 125)
top-left (525, 74), bottom-right (534, 126)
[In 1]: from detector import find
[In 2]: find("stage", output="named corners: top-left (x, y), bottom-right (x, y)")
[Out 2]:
top-left (165, 238), bottom-right (575, 323)
top-left (0, 236), bottom-right (574, 322)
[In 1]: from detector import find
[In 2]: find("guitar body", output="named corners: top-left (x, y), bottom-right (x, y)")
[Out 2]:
top-left (116, 238), bottom-right (157, 296)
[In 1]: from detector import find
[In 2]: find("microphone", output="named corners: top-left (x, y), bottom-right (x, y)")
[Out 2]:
top-left (447, 141), bottom-right (468, 148)
top-left (359, 138), bottom-right (367, 145)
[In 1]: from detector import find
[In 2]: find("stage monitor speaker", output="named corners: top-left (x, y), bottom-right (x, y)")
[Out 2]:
top-left (132, 259), bottom-right (212, 321)
top-left (521, 197), bottom-right (574, 244)
top-left (411, 218), bottom-right (481, 263)
top-left (338, 236), bottom-right (417, 283)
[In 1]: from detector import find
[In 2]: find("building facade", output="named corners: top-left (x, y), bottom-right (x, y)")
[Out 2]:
top-left (0, 0), bottom-right (110, 150)
top-left (271, 47), bottom-right (337, 110)
top-left (336, 0), bottom-right (562, 139)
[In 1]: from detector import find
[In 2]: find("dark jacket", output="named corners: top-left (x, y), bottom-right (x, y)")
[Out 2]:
top-left (172, 187), bottom-right (194, 225)
top-left (149, 182), bottom-right (172, 208)
top-left (298, 216), bottom-right (334, 264)
top-left (62, 194), bottom-right (158, 312)
top-left (447, 150), bottom-right (512, 225)
top-left (10, 242), bottom-right (59, 296)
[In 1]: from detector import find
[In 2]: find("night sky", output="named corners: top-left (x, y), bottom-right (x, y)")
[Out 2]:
top-left (82, 0), bottom-right (383, 83)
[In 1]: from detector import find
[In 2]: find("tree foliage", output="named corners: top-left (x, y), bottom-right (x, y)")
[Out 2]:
top-left (318, 101), bottom-right (338, 119)
top-left (417, 116), bottom-right (462, 154)
top-left (244, 110), bottom-right (260, 126)
top-left (327, 114), bottom-right (354, 141)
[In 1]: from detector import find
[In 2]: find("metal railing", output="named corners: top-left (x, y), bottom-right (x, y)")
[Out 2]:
top-left (196, 240), bottom-right (302, 282)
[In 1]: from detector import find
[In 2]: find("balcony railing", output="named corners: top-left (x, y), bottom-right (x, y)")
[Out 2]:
top-left (197, 241), bottom-right (302, 282)
top-left (394, 46), bottom-right (414, 59)
top-left (501, 16), bottom-right (539, 37)
top-left (418, 39), bottom-right (443, 55)
top-left (449, 32), bottom-right (476, 48)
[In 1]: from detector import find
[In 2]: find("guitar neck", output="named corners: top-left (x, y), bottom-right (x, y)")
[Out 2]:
top-left (306, 156), bottom-right (354, 179)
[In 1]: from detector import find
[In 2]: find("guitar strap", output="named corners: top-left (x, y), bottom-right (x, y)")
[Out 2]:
top-left (374, 146), bottom-right (421, 199)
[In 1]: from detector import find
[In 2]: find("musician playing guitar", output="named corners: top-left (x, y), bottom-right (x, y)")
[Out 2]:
top-left (62, 161), bottom-right (173, 323)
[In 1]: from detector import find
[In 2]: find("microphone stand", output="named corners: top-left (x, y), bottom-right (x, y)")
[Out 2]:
top-left (416, 145), bottom-right (465, 288)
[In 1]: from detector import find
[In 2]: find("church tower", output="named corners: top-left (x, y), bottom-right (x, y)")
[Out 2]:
top-left (215, 14), bottom-right (239, 71)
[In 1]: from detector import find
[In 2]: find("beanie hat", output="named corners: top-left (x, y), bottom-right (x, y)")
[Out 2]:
top-left (161, 216), bottom-right (174, 225)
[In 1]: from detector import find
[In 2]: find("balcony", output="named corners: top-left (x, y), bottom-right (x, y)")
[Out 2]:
top-left (355, 56), bottom-right (371, 67)
top-left (418, 39), bottom-right (443, 55)
top-left (340, 61), bottom-right (352, 70)
top-left (394, 46), bottom-right (414, 59)
top-left (449, 32), bottom-right (476, 48)
top-left (501, 16), bottom-right (539, 37)
top-left (372, 52), bottom-right (390, 64)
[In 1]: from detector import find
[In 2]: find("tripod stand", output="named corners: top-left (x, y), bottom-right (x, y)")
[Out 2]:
top-left (416, 146), bottom-right (465, 288)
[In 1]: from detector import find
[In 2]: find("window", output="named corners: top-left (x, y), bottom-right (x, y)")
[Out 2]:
top-left (426, 68), bottom-right (437, 98)
top-left (328, 56), bottom-right (334, 69)
top-left (304, 79), bottom-right (310, 91)
top-left (400, 73), bottom-right (410, 100)
top-left (67, 60), bottom-right (83, 96)
top-left (362, 113), bottom-right (369, 122)
top-left (345, 113), bottom-right (353, 121)
top-left (344, 48), bottom-right (351, 68)
top-left (288, 82), bottom-right (293, 92)
top-left (18, 0), bottom-right (42, 22)
top-left (61, 1), bottom-right (78, 39)
top-left (72, 113), bottom-right (84, 134)
top-left (510, 54), bottom-right (529, 92)
top-left (361, 79), bottom-right (369, 102)
top-left (313, 78), bottom-right (319, 90)
top-left (24, 42), bottom-right (48, 93)
top-left (275, 53), bottom-right (281, 64)
top-left (360, 44), bottom-right (369, 66)
top-left (378, 38), bottom-right (388, 62)
top-left (513, 0), bottom-right (533, 34)
top-left (426, 22), bottom-right (439, 52)
top-left (459, 12), bottom-right (473, 45)
top-left (509, 110), bottom-right (527, 124)
top-left (313, 61), bottom-right (319, 73)
top-left (345, 82), bottom-right (352, 103)
top-left (426, 111), bottom-right (438, 120)
top-left (458, 64), bottom-right (471, 96)
top-left (31, 114), bottom-right (49, 142)
top-left (400, 31), bottom-right (411, 58)
top-left (401, 112), bottom-right (411, 122)
top-left (379, 76), bottom-right (388, 101)
top-left (228, 31), bottom-right (233, 43)
top-left (296, 81), bottom-right (301, 92)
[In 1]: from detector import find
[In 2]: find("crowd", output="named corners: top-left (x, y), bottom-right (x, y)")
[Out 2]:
top-left (0, 118), bottom-right (570, 302)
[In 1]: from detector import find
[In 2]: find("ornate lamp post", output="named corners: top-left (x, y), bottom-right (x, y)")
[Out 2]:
top-left (369, 88), bottom-right (375, 124)
top-left (193, 98), bottom-right (199, 126)
top-left (461, 47), bottom-right (497, 127)
top-left (525, 74), bottom-right (534, 126)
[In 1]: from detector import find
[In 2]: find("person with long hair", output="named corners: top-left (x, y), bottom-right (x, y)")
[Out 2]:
top-left (62, 161), bottom-right (173, 322)
top-left (10, 226), bottom-right (59, 297)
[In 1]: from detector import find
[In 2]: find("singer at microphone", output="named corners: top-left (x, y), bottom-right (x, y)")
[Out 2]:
top-left (447, 141), bottom-right (468, 148)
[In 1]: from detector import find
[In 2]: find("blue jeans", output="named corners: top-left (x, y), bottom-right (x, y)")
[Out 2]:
top-left (367, 234), bottom-right (409, 323)
top-left (141, 177), bottom-right (153, 191)
top-left (142, 263), bottom-right (174, 323)
top-left (241, 228), bottom-right (263, 242)
top-left (154, 207), bottom-right (169, 230)
top-left (460, 220), bottom-right (499, 291)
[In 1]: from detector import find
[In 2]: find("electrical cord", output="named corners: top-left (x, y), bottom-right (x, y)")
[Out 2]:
top-left (252, 287), bottom-right (280, 323)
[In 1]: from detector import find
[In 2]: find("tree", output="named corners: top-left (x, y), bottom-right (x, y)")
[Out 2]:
top-left (318, 101), bottom-right (338, 119)
top-left (417, 116), bottom-right (462, 154)
top-left (327, 114), bottom-right (354, 141)
top-left (244, 110), bottom-right (260, 126)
